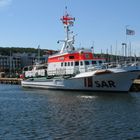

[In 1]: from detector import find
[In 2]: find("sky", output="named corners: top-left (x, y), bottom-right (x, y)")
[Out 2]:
top-left (0, 0), bottom-right (140, 56)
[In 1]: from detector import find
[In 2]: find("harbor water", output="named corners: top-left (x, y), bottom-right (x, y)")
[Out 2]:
top-left (0, 84), bottom-right (140, 140)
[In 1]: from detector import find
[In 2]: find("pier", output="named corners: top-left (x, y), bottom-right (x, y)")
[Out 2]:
top-left (0, 78), bottom-right (22, 85)
top-left (130, 79), bottom-right (140, 92)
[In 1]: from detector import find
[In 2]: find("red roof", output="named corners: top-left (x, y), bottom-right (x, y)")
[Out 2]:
top-left (48, 52), bottom-right (105, 63)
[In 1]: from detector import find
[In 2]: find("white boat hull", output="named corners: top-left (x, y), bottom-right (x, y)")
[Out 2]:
top-left (21, 71), bottom-right (140, 92)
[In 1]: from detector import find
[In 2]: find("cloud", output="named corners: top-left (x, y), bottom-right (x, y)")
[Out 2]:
top-left (0, 0), bottom-right (12, 7)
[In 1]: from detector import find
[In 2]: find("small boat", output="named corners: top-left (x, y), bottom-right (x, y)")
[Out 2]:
top-left (21, 10), bottom-right (140, 92)
top-left (22, 62), bottom-right (47, 78)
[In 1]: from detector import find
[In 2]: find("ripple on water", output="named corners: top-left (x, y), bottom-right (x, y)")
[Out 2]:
top-left (0, 85), bottom-right (140, 139)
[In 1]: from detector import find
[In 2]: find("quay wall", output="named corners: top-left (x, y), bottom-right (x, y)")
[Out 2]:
top-left (0, 78), bottom-right (21, 85)
top-left (130, 79), bottom-right (140, 92)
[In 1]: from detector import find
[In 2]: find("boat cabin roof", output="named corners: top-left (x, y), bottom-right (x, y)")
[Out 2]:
top-left (48, 51), bottom-right (105, 63)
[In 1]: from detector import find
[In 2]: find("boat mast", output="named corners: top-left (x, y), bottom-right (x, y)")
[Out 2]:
top-left (38, 45), bottom-right (40, 63)
top-left (60, 7), bottom-right (75, 53)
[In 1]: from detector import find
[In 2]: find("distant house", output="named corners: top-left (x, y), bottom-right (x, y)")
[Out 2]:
top-left (0, 55), bottom-right (21, 74)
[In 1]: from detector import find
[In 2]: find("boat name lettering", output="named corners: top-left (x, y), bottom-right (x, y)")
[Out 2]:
top-left (58, 57), bottom-right (64, 60)
top-left (95, 80), bottom-right (116, 88)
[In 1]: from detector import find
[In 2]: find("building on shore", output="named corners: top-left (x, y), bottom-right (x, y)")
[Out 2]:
top-left (0, 51), bottom-right (51, 77)
top-left (0, 55), bottom-right (21, 77)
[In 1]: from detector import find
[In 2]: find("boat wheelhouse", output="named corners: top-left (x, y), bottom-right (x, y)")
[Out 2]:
top-left (47, 50), bottom-right (105, 76)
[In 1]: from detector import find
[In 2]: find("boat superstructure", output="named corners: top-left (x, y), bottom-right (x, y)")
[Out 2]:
top-left (47, 10), bottom-right (105, 77)
top-left (22, 63), bottom-right (47, 78)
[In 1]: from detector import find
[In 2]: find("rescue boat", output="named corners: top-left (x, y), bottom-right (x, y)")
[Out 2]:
top-left (21, 10), bottom-right (140, 92)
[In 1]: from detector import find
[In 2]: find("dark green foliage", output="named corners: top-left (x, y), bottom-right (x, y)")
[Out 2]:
top-left (0, 47), bottom-right (44, 56)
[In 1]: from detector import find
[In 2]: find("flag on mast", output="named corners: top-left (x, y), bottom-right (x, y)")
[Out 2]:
top-left (126, 29), bottom-right (135, 35)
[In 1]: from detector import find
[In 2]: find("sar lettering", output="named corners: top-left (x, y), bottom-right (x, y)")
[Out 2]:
top-left (95, 80), bottom-right (116, 88)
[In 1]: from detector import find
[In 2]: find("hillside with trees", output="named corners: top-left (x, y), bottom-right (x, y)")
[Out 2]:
top-left (0, 47), bottom-right (44, 56)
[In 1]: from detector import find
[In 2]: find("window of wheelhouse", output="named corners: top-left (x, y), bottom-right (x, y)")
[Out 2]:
top-left (71, 62), bottom-right (73, 66)
top-left (99, 60), bottom-right (102, 64)
top-left (68, 62), bottom-right (70, 66)
top-left (92, 61), bottom-right (97, 65)
top-left (75, 61), bottom-right (79, 66)
top-left (69, 56), bottom-right (75, 59)
top-left (85, 61), bottom-right (90, 65)
top-left (36, 66), bottom-right (47, 70)
top-left (65, 62), bottom-right (67, 66)
top-left (61, 62), bottom-right (63, 67)
top-left (80, 61), bottom-right (83, 66)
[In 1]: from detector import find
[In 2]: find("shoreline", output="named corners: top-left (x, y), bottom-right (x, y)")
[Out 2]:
top-left (0, 78), bottom-right (22, 85)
